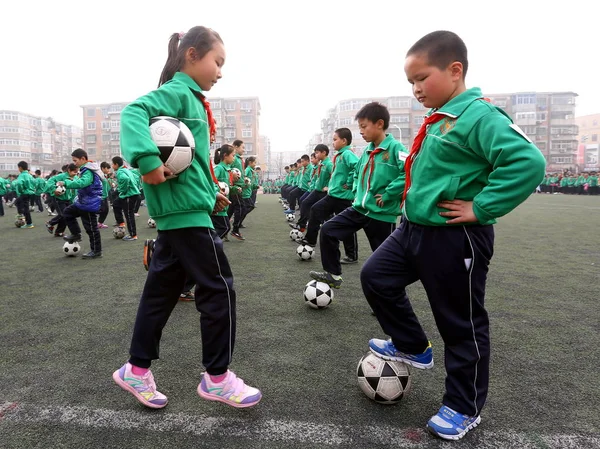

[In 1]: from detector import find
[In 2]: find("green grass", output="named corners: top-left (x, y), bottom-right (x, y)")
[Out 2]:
top-left (0, 194), bottom-right (599, 448)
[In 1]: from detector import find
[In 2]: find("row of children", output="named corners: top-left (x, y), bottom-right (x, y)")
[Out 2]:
top-left (0, 164), bottom-right (50, 222)
top-left (539, 172), bottom-right (599, 195)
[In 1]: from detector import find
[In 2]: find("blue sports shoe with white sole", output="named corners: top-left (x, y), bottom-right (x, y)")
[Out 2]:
top-left (427, 405), bottom-right (481, 440)
top-left (369, 339), bottom-right (434, 369)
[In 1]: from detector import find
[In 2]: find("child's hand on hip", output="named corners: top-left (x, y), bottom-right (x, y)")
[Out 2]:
top-left (437, 199), bottom-right (478, 224)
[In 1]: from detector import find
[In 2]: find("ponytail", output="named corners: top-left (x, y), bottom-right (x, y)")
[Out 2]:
top-left (213, 148), bottom-right (221, 165)
top-left (158, 27), bottom-right (224, 87)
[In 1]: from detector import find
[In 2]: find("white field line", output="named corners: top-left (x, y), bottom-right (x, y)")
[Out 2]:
top-left (1, 401), bottom-right (599, 448)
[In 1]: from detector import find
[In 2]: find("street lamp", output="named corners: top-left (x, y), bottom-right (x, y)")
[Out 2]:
top-left (390, 124), bottom-right (402, 140)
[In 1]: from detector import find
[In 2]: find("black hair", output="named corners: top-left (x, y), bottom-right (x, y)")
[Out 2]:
top-left (314, 144), bottom-right (329, 155)
top-left (355, 102), bottom-right (390, 130)
top-left (112, 156), bottom-right (124, 167)
top-left (71, 148), bottom-right (88, 159)
top-left (407, 30), bottom-right (468, 78)
top-left (34, 169), bottom-right (41, 175)
top-left (334, 127), bottom-right (352, 145)
top-left (296, 159), bottom-right (302, 164)
top-left (61, 164), bottom-right (68, 172)
top-left (232, 139), bottom-right (244, 148)
top-left (100, 161), bottom-right (111, 170)
top-left (214, 144), bottom-right (235, 164)
top-left (301, 154), bottom-right (310, 161)
top-left (284, 165), bottom-right (289, 170)
top-left (158, 26), bottom-right (224, 87)
top-left (256, 167), bottom-right (261, 170)
top-left (17, 161), bottom-right (28, 170)
top-left (310, 153), bottom-right (316, 159)
top-left (246, 156), bottom-right (256, 166)
top-left (67, 163), bottom-right (78, 172)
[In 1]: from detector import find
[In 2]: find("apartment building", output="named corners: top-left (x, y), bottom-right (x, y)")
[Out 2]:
top-left (0, 110), bottom-right (83, 175)
top-left (487, 92), bottom-right (578, 172)
top-left (575, 113), bottom-right (600, 172)
top-left (313, 92), bottom-right (579, 172)
top-left (81, 97), bottom-right (265, 166)
top-left (259, 135), bottom-right (271, 172)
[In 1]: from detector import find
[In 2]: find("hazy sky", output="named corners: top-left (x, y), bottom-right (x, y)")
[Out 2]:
top-left (1, 0), bottom-right (597, 153)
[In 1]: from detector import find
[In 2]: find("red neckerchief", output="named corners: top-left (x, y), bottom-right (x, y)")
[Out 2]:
top-left (401, 113), bottom-right (445, 203)
top-left (332, 152), bottom-right (340, 172)
top-left (361, 148), bottom-right (383, 189)
top-left (198, 94), bottom-right (216, 144)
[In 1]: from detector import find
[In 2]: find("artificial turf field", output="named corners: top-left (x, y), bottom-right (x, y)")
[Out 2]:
top-left (0, 193), bottom-right (598, 449)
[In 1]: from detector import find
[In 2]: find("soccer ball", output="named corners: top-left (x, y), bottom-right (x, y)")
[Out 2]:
top-left (55, 185), bottom-right (66, 196)
top-left (149, 116), bottom-right (195, 176)
top-left (15, 216), bottom-right (26, 227)
top-left (303, 280), bottom-right (333, 309)
top-left (113, 226), bottom-right (126, 239)
top-left (231, 168), bottom-right (242, 179)
top-left (63, 241), bottom-right (81, 257)
top-left (289, 229), bottom-right (303, 241)
top-left (218, 181), bottom-right (230, 196)
top-left (147, 218), bottom-right (156, 228)
top-left (286, 213), bottom-right (295, 222)
top-left (296, 244), bottom-right (314, 261)
top-left (356, 353), bottom-right (412, 404)
top-left (244, 176), bottom-right (251, 185)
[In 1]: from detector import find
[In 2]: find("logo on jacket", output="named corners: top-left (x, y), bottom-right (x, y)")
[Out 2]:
top-left (440, 118), bottom-right (457, 135)
top-left (382, 152), bottom-right (390, 162)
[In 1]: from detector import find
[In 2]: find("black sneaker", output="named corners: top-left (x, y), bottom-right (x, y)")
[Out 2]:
top-left (230, 231), bottom-right (245, 241)
top-left (340, 257), bottom-right (358, 264)
top-left (222, 235), bottom-right (230, 242)
top-left (239, 224), bottom-right (246, 229)
top-left (298, 238), bottom-right (316, 247)
top-left (309, 271), bottom-right (343, 289)
top-left (45, 222), bottom-right (54, 234)
top-left (63, 234), bottom-right (82, 242)
top-left (82, 251), bottom-right (102, 259)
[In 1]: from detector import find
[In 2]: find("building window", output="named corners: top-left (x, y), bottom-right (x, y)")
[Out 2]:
top-left (389, 98), bottom-right (411, 109)
top-left (245, 143), bottom-right (253, 153)
top-left (87, 108), bottom-right (96, 117)
top-left (86, 135), bottom-right (96, 144)
top-left (87, 122), bottom-right (96, 130)
top-left (101, 121), bottom-right (110, 130)
top-left (593, 134), bottom-right (598, 142)
top-left (242, 129), bottom-right (252, 138)
top-left (111, 133), bottom-right (119, 141)
top-left (225, 129), bottom-right (236, 139)
top-left (102, 134), bottom-right (110, 142)
top-left (551, 96), bottom-right (574, 105)
top-left (514, 94), bottom-right (536, 105)
top-left (110, 120), bottom-right (120, 129)
top-left (211, 100), bottom-right (221, 109)
top-left (241, 115), bottom-right (253, 124)
top-left (241, 101), bottom-right (252, 111)
top-left (108, 104), bottom-right (123, 113)
top-left (390, 115), bottom-right (410, 123)
top-left (225, 101), bottom-right (236, 111)
top-left (414, 115), bottom-right (425, 125)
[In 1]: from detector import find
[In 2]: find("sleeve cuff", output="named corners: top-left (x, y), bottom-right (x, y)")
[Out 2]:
top-left (137, 155), bottom-right (164, 176)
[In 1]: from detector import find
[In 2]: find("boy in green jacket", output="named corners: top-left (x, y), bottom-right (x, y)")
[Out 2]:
top-left (294, 146), bottom-right (332, 230)
top-left (111, 156), bottom-right (141, 241)
top-left (0, 175), bottom-right (9, 216)
top-left (227, 139), bottom-right (246, 240)
top-left (310, 103), bottom-right (406, 287)
top-left (300, 128), bottom-right (359, 264)
top-left (14, 161), bottom-right (36, 228)
top-left (45, 164), bottom-right (77, 237)
top-left (364, 31), bottom-right (546, 440)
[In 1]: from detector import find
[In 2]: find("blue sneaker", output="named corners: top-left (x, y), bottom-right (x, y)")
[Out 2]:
top-left (283, 209), bottom-right (294, 214)
top-left (369, 339), bottom-right (434, 369)
top-left (427, 405), bottom-right (481, 440)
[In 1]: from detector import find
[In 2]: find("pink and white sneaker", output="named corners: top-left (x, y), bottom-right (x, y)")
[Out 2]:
top-left (98, 223), bottom-right (109, 229)
top-left (112, 363), bottom-right (168, 409)
top-left (198, 370), bottom-right (261, 408)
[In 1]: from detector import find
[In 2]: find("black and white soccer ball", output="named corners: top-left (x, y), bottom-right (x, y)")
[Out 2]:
top-left (55, 185), bottom-right (66, 196)
top-left (231, 168), bottom-right (242, 179)
top-left (218, 181), bottom-right (230, 196)
top-left (149, 116), bottom-right (195, 176)
top-left (63, 241), bottom-right (81, 257)
top-left (356, 353), bottom-right (412, 404)
top-left (296, 244), bottom-right (314, 261)
top-left (113, 226), bottom-right (126, 239)
top-left (303, 280), bottom-right (333, 309)
top-left (15, 216), bottom-right (26, 227)
top-left (289, 229), bottom-right (304, 241)
top-left (286, 213), bottom-right (295, 222)
top-left (147, 218), bottom-right (156, 228)
top-left (244, 176), bottom-right (251, 185)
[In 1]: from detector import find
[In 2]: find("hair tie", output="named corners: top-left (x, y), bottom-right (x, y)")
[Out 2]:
top-left (178, 32), bottom-right (186, 40)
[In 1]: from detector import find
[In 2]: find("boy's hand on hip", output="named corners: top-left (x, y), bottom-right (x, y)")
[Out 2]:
top-left (375, 194), bottom-right (384, 207)
top-left (142, 165), bottom-right (172, 185)
top-left (437, 200), bottom-right (478, 224)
